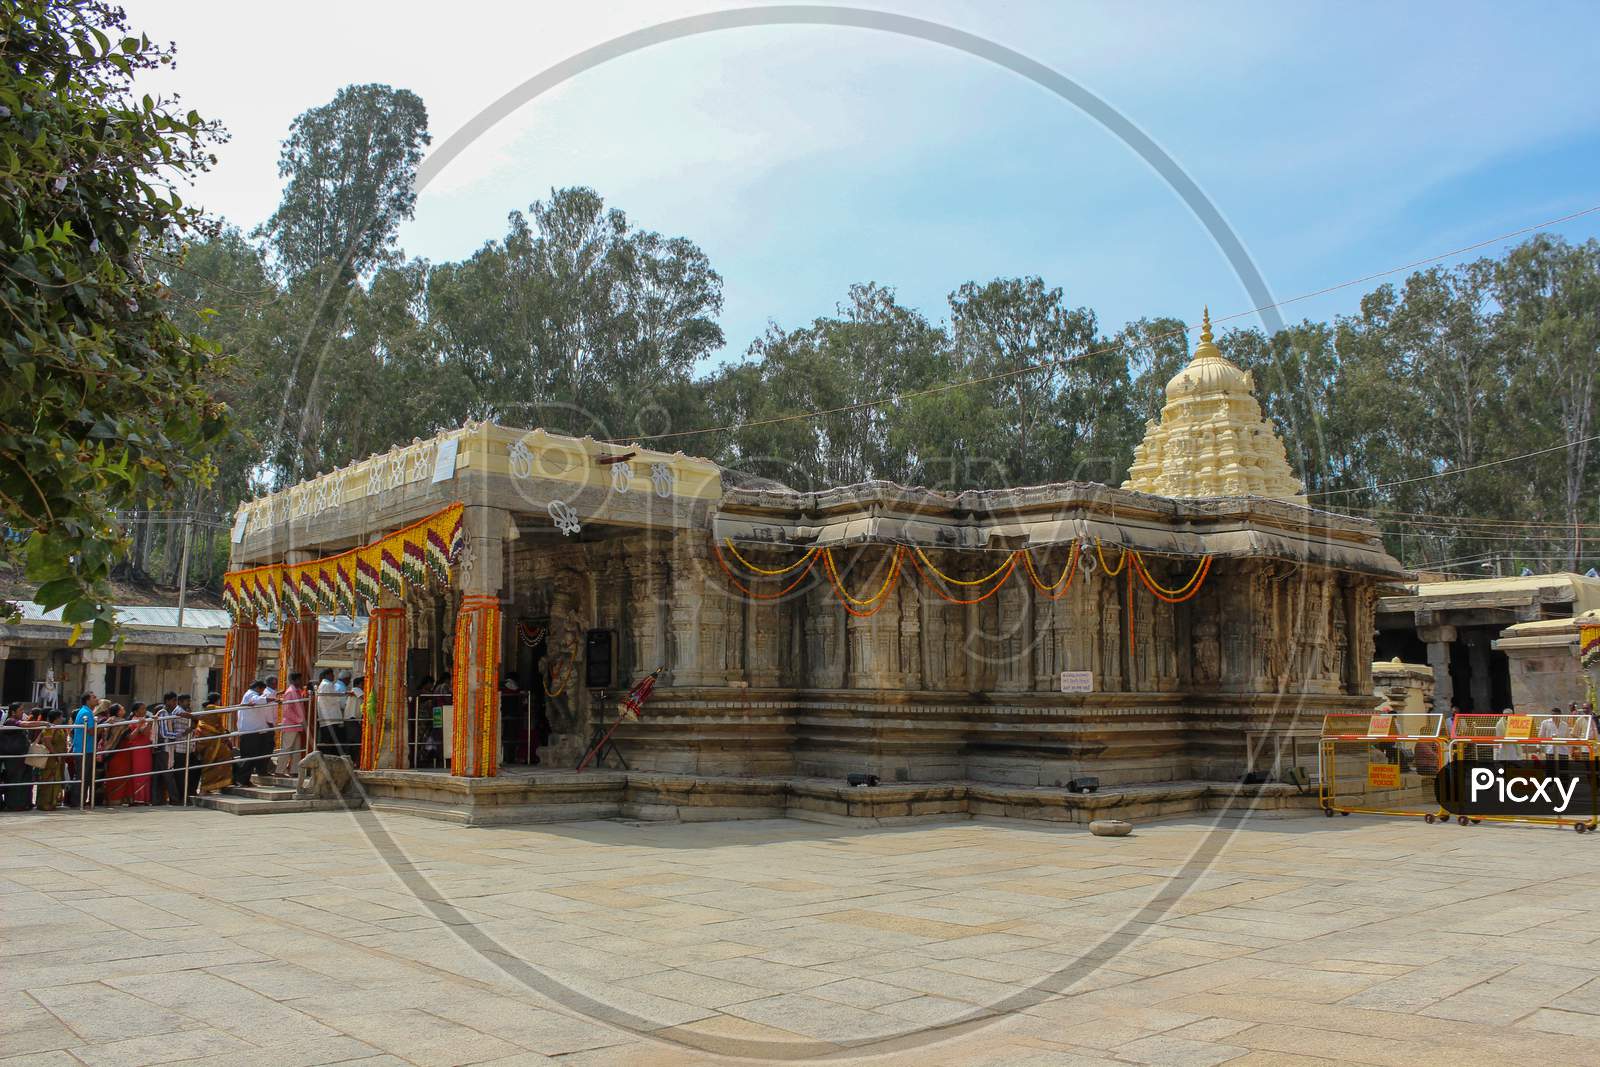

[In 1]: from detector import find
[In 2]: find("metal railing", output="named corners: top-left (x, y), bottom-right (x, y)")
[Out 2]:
top-left (0, 702), bottom-right (313, 813)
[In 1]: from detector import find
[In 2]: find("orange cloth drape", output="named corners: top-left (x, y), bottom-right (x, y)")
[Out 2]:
top-left (359, 607), bottom-right (407, 771)
top-left (451, 596), bottom-right (501, 778)
top-left (221, 620), bottom-right (259, 730)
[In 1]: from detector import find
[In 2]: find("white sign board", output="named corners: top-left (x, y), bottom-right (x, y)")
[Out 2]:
top-left (1060, 671), bottom-right (1095, 694)
top-left (229, 510), bottom-right (249, 544)
top-left (431, 438), bottom-right (459, 483)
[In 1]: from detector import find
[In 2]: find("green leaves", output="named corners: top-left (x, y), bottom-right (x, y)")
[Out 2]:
top-left (1, 0), bottom-right (228, 644)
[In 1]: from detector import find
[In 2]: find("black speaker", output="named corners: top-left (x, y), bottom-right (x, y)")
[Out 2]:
top-left (583, 629), bottom-right (615, 689)
top-left (846, 773), bottom-right (879, 788)
top-left (1241, 770), bottom-right (1269, 785)
top-left (1067, 777), bottom-right (1099, 795)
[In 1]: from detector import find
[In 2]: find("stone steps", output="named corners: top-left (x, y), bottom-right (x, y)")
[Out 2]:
top-left (193, 772), bottom-right (356, 816)
top-left (194, 794), bottom-right (350, 815)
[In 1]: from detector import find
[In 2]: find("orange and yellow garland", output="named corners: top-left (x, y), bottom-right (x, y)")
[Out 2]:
top-left (714, 537), bottom-right (1213, 638)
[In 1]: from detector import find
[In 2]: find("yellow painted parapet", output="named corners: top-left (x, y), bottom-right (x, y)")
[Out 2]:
top-left (233, 423), bottom-right (724, 539)
top-left (465, 425), bottom-right (723, 501)
top-left (1122, 309), bottom-right (1307, 505)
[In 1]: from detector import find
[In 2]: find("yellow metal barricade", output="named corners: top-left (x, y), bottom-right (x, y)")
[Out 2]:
top-left (1447, 712), bottom-right (1599, 832)
top-left (1319, 712), bottom-right (1449, 822)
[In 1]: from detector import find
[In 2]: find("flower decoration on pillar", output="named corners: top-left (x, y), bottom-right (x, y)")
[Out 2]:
top-left (610, 459), bottom-right (634, 493)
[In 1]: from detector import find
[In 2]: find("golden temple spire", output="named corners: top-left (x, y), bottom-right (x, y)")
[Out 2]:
top-left (1193, 305), bottom-right (1219, 360)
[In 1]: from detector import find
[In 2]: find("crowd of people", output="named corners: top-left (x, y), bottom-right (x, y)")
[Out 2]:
top-left (0, 669), bottom-right (364, 813)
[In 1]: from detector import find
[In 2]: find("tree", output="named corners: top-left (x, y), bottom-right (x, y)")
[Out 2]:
top-left (944, 278), bottom-right (1101, 486)
top-left (429, 187), bottom-right (724, 446)
top-left (1496, 235), bottom-right (1600, 571)
top-left (255, 83), bottom-right (430, 284)
top-left (251, 84), bottom-right (431, 484)
top-left (708, 283), bottom-right (949, 489)
top-left (0, 0), bottom-right (228, 642)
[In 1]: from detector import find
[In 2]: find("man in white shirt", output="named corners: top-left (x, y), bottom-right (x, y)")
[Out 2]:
top-left (344, 674), bottom-right (363, 754)
top-left (315, 669), bottom-right (347, 757)
top-left (235, 680), bottom-right (276, 785)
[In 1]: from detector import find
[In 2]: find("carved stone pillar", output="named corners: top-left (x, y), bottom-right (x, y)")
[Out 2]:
top-left (1466, 629), bottom-right (1493, 711)
top-left (1419, 623), bottom-right (1457, 715)
top-left (805, 580), bottom-right (845, 689)
top-left (1344, 578), bottom-right (1377, 696)
top-left (670, 537), bottom-right (727, 687)
top-left (1152, 588), bottom-right (1179, 690)
top-left (1132, 576), bottom-right (1156, 691)
top-left (899, 580), bottom-right (923, 690)
top-left (743, 548), bottom-right (785, 688)
top-left (942, 599), bottom-right (968, 690)
top-left (451, 504), bottom-right (504, 777)
top-left (187, 654), bottom-right (213, 706)
top-left (1032, 584), bottom-right (1056, 693)
top-left (995, 576), bottom-right (1030, 692)
top-left (844, 548), bottom-right (896, 689)
top-left (1098, 574), bottom-right (1123, 692)
top-left (627, 539), bottom-right (671, 681)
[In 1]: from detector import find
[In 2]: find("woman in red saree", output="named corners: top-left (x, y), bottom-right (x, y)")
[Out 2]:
top-left (103, 703), bottom-right (154, 806)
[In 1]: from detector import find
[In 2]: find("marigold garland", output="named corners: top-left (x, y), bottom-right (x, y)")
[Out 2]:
top-left (223, 503), bottom-right (466, 626)
top-left (543, 645), bottom-right (577, 698)
top-left (360, 607), bottom-right (405, 771)
top-left (1021, 543), bottom-right (1081, 599)
top-left (717, 536), bottom-right (1215, 628)
top-left (906, 550), bottom-right (1017, 605)
top-left (451, 595), bottom-right (500, 777)
top-left (1095, 539), bottom-right (1128, 576)
top-left (723, 538), bottom-right (818, 576)
top-left (913, 545), bottom-right (1016, 586)
top-left (1582, 624), bottom-right (1600, 671)
top-left (1131, 552), bottom-right (1213, 603)
top-left (821, 547), bottom-right (903, 606)
top-left (821, 548), bottom-right (903, 617)
top-left (712, 539), bottom-right (820, 599)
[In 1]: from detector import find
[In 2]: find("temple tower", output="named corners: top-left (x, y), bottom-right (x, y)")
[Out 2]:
top-left (1122, 309), bottom-right (1306, 504)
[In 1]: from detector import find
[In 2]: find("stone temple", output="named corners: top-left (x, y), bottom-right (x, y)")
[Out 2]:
top-left (222, 314), bottom-right (1405, 823)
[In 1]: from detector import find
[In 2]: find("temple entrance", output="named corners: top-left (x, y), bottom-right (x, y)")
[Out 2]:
top-left (502, 619), bottom-right (548, 766)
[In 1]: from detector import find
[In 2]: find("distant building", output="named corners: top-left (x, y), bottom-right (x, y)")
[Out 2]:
top-left (1376, 572), bottom-right (1600, 713)
top-left (0, 604), bottom-right (359, 709)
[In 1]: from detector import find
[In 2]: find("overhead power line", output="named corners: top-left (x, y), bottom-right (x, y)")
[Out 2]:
top-left (1334, 505), bottom-right (1600, 532)
top-left (1308, 432), bottom-right (1600, 500)
top-left (610, 202), bottom-right (1600, 445)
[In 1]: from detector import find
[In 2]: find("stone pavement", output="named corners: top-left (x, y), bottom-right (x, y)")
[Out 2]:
top-left (6, 807), bottom-right (1600, 1066)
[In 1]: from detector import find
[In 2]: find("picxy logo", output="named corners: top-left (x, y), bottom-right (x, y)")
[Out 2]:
top-left (1435, 760), bottom-right (1599, 818)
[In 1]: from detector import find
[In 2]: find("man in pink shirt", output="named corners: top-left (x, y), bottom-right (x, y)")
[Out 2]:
top-left (276, 672), bottom-right (310, 775)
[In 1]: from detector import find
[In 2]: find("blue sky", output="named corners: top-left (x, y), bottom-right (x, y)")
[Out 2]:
top-left (134, 1), bottom-right (1600, 372)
